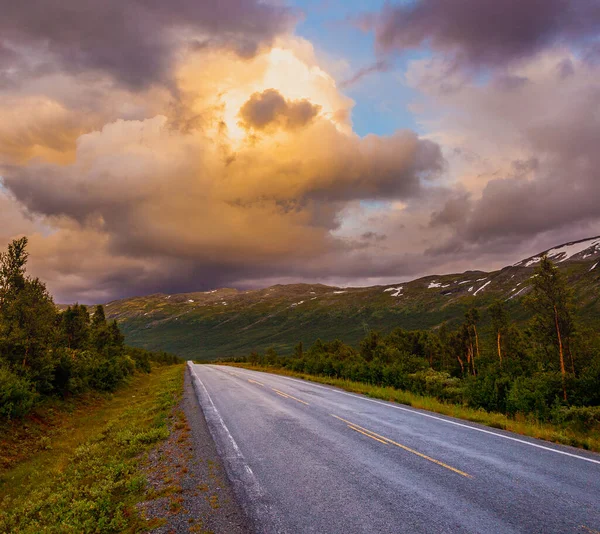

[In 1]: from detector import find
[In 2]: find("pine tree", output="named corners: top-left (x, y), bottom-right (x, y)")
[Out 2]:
top-left (91, 305), bottom-right (111, 352)
top-left (524, 255), bottom-right (575, 401)
top-left (0, 237), bottom-right (29, 308)
top-left (91, 304), bottom-right (106, 329)
top-left (0, 238), bottom-right (57, 392)
top-left (61, 304), bottom-right (91, 350)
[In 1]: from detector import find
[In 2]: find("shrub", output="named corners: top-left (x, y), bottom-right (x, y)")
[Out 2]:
top-left (552, 406), bottom-right (600, 433)
top-left (410, 369), bottom-right (464, 403)
top-left (506, 374), bottom-right (563, 420)
top-left (0, 365), bottom-right (37, 418)
top-left (464, 373), bottom-right (511, 413)
top-left (89, 355), bottom-right (130, 392)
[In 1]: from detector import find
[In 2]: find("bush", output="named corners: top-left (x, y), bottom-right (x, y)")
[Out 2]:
top-left (464, 373), bottom-right (511, 413)
top-left (127, 348), bottom-right (151, 373)
top-left (506, 374), bottom-right (563, 420)
top-left (551, 406), bottom-right (600, 433)
top-left (410, 369), bottom-right (464, 404)
top-left (89, 354), bottom-right (134, 392)
top-left (0, 365), bottom-right (37, 418)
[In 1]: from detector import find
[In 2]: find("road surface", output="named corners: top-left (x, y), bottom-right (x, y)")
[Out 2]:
top-left (188, 363), bottom-right (600, 534)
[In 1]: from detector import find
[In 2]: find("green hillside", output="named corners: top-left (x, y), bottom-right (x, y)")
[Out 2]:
top-left (104, 237), bottom-right (600, 359)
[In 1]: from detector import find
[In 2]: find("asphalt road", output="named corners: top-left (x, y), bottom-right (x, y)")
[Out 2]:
top-left (188, 363), bottom-right (600, 534)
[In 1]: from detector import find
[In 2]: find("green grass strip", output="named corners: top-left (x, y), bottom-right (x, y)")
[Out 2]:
top-left (0, 365), bottom-right (184, 533)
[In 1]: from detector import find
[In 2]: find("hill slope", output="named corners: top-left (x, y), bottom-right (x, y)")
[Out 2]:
top-left (105, 237), bottom-right (600, 359)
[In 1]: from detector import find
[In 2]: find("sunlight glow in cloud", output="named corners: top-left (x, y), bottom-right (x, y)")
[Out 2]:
top-left (1, 0), bottom-right (599, 302)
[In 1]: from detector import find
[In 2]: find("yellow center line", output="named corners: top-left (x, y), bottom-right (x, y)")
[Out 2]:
top-left (248, 378), bottom-right (264, 386)
top-left (347, 424), bottom-right (389, 445)
top-left (331, 414), bottom-right (472, 478)
top-left (581, 526), bottom-right (600, 534)
top-left (272, 388), bottom-right (310, 406)
top-left (275, 391), bottom-right (291, 399)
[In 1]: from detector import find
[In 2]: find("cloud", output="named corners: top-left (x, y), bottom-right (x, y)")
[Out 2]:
top-left (0, 190), bottom-right (37, 244)
top-left (239, 89), bottom-right (321, 131)
top-left (0, 0), bottom-right (296, 89)
top-left (411, 50), bottom-right (600, 257)
top-left (429, 191), bottom-right (471, 228)
top-left (0, 69), bottom-right (173, 166)
top-left (361, 231), bottom-right (387, 242)
top-left (4, 2), bottom-right (598, 303)
top-left (0, 43), bottom-right (444, 301)
top-left (340, 60), bottom-right (390, 88)
top-left (367, 0), bottom-right (600, 71)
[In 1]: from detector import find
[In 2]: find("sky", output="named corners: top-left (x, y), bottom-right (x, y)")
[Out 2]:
top-left (1, 0), bottom-right (599, 303)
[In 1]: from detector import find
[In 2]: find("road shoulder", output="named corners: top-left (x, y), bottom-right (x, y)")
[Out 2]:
top-left (139, 368), bottom-right (252, 533)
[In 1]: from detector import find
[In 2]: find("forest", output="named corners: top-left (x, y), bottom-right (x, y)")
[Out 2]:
top-left (0, 237), bottom-right (179, 419)
top-left (231, 256), bottom-right (600, 431)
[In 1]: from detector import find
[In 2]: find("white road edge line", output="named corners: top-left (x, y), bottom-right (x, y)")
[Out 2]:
top-left (189, 363), bottom-right (287, 533)
top-left (189, 364), bottom-right (246, 458)
top-left (222, 366), bottom-right (600, 466)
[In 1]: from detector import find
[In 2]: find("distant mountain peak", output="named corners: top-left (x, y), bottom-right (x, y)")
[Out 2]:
top-left (513, 236), bottom-right (600, 268)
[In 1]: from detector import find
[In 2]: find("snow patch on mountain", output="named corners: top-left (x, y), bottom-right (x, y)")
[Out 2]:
top-left (428, 281), bottom-right (442, 288)
top-left (508, 286), bottom-right (528, 300)
top-left (384, 286), bottom-right (403, 297)
top-left (516, 237), bottom-right (600, 267)
top-left (473, 281), bottom-right (491, 296)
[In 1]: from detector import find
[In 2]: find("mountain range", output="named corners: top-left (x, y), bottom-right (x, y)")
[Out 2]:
top-left (104, 237), bottom-right (600, 359)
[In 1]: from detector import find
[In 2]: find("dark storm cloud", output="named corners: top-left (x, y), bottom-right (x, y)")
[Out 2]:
top-left (239, 89), bottom-right (321, 131)
top-left (367, 0), bottom-right (600, 70)
top-left (0, 0), bottom-right (295, 89)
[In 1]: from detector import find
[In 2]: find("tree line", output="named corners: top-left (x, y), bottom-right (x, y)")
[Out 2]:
top-left (0, 237), bottom-right (179, 419)
top-left (232, 256), bottom-right (600, 430)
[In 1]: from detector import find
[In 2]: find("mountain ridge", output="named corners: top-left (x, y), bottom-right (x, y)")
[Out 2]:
top-left (104, 236), bottom-right (600, 359)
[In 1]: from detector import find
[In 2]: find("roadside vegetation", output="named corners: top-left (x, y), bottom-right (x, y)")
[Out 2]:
top-left (0, 365), bottom-right (183, 533)
top-left (0, 237), bottom-right (179, 420)
top-left (0, 237), bottom-right (185, 531)
top-left (226, 256), bottom-right (600, 451)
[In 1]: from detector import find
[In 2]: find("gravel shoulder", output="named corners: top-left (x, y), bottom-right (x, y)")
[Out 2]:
top-left (139, 369), bottom-right (252, 534)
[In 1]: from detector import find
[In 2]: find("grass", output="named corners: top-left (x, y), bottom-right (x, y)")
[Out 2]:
top-left (0, 364), bottom-right (184, 533)
top-left (225, 363), bottom-right (600, 453)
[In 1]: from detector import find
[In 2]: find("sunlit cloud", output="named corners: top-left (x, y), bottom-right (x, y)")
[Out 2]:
top-left (1, 0), bottom-right (599, 302)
